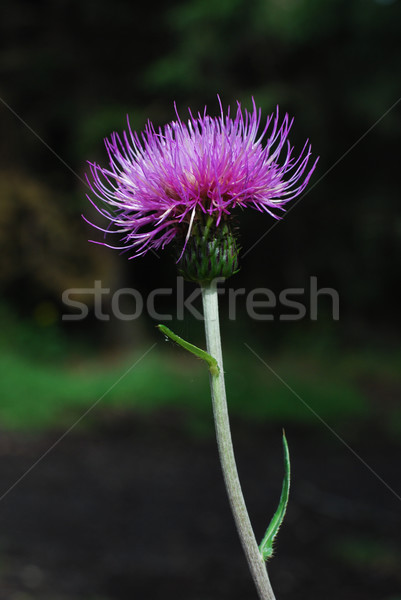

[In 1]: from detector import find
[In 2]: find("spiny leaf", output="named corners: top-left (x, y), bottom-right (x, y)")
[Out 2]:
top-left (259, 430), bottom-right (291, 560)
top-left (157, 324), bottom-right (219, 377)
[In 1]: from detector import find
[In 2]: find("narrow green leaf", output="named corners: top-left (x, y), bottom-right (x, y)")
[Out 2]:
top-left (157, 324), bottom-right (220, 377)
top-left (259, 430), bottom-right (291, 560)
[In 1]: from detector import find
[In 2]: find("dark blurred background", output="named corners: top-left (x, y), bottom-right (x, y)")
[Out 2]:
top-left (0, 0), bottom-right (401, 599)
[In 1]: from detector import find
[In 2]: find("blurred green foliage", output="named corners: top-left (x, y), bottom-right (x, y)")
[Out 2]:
top-left (0, 335), bottom-right (368, 430)
top-left (0, 0), bottom-right (400, 430)
top-left (3, 302), bottom-right (400, 431)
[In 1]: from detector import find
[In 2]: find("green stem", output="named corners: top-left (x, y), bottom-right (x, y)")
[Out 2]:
top-left (201, 281), bottom-right (276, 600)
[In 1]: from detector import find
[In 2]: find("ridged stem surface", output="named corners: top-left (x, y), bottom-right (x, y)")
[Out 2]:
top-left (201, 281), bottom-right (276, 600)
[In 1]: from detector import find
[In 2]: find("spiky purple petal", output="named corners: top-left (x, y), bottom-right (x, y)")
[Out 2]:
top-left (86, 98), bottom-right (318, 258)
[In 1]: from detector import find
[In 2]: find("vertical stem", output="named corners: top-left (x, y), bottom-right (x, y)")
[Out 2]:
top-left (201, 281), bottom-right (276, 600)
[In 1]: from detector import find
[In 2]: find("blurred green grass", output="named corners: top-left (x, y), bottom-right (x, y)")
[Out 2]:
top-left (1, 305), bottom-right (400, 432)
top-left (0, 343), bottom-right (369, 430)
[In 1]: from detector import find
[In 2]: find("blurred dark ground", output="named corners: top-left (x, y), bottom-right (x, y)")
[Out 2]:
top-left (0, 0), bottom-right (401, 598)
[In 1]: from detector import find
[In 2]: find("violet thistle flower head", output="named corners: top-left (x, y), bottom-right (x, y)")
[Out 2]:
top-left (86, 98), bottom-right (318, 283)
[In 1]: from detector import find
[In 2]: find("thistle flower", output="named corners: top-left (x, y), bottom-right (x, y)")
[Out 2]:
top-left (86, 98), bottom-right (317, 281)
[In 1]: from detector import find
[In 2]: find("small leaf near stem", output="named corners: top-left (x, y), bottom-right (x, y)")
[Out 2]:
top-left (157, 324), bottom-right (220, 377)
top-left (259, 431), bottom-right (291, 561)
